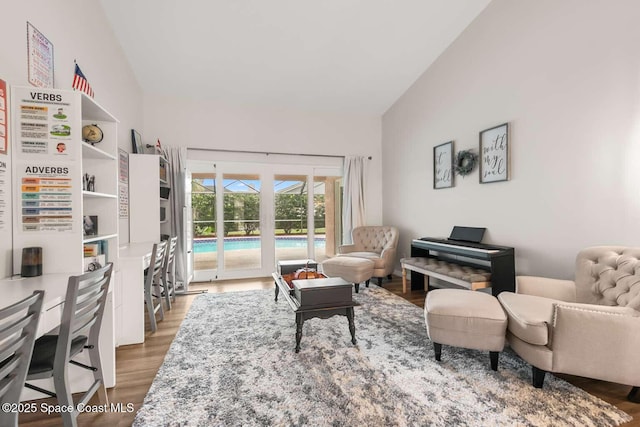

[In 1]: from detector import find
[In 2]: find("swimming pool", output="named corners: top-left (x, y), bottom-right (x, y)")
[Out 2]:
top-left (194, 236), bottom-right (326, 253)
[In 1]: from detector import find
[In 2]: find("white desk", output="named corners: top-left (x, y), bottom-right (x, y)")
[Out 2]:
top-left (0, 273), bottom-right (115, 400)
top-left (118, 242), bottom-right (155, 345)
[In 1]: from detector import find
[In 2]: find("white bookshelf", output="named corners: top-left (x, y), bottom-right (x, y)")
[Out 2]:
top-left (129, 154), bottom-right (170, 242)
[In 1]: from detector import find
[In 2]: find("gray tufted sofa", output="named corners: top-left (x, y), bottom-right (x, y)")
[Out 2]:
top-left (338, 226), bottom-right (399, 286)
top-left (498, 246), bottom-right (640, 402)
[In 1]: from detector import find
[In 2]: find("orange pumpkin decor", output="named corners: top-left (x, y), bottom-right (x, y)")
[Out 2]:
top-left (294, 268), bottom-right (321, 280)
top-left (281, 269), bottom-right (326, 289)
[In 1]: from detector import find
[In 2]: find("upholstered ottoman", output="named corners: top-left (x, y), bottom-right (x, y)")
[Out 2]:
top-left (425, 289), bottom-right (507, 370)
top-left (321, 257), bottom-right (375, 293)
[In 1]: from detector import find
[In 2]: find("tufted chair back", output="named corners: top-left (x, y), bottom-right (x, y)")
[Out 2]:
top-left (351, 226), bottom-right (399, 254)
top-left (575, 246), bottom-right (640, 310)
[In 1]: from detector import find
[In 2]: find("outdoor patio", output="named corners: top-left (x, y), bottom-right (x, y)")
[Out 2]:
top-left (194, 246), bottom-right (328, 271)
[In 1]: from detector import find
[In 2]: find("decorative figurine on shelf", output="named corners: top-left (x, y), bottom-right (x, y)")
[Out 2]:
top-left (82, 124), bottom-right (103, 145)
top-left (83, 173), bottom-right (96, 192)
top-left (145, 138), bottom-right (163, 155)
top-left (83, 215), bottom-right (98, 236)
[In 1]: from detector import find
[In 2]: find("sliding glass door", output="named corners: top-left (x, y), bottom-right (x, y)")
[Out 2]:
top-left (191, 173), bottom-right (217, 272)
top-left (222, 174), bottom-right (263, 272)
top-left (190, 161), bottom-right (340, 281)
top-left (274, 175), bottom-right (309, 262)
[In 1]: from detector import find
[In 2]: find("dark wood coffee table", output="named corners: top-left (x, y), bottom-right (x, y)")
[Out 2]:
top-left (272, 273), bottom-right (357, 353)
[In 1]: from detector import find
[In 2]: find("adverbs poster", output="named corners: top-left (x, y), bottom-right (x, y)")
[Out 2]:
top-left (19, 163), bottom-right (74, 232)
top-left (16, 89), bottom-right (74, 159)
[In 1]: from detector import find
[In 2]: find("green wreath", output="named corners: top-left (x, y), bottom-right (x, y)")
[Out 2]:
top-left (454, 150), bottom-right (478, 176)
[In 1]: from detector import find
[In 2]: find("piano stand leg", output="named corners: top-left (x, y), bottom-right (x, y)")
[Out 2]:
top-left (424, 275), bottom-right (430, 292)
top-left (402, 268), bottom-right (407, 293)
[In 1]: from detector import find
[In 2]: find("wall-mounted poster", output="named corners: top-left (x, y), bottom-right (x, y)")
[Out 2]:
top-left (0, 79), bottom-right (7, 154)
top-left (15, 88), bottom-right (74, 159)
top-left (118, 149), bottom-right (129, 218)
top-left (479, 123), bottom-right (509, 183)
top-left (27, 22), bottom-right (54, 88)
top-left (19, 163), bottom-right (74, 232)
top-left (12, 87), bottom-right (77, 235)
top-left (0, 157), bottom-right (7, 232)
top-left (433, 141), bottom-right (453, 189)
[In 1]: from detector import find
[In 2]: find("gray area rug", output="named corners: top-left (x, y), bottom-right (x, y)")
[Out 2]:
top-left (134, 285), bottom-right (632, 426)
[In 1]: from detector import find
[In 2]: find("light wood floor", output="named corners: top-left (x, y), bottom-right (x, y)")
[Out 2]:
top-left (18, 276), bottom-right (639, 426)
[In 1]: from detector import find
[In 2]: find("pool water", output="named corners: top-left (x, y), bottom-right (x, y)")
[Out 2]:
top-left (194, 237), bottom-right (326, 253)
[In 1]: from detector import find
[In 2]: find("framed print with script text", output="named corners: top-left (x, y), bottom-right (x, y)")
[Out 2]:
top-left (479, 123), bottom-right (509, 183)
top-left (433, 141), bottom-right (454, 189)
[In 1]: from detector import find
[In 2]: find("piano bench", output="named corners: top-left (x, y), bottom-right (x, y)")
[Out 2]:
top-left (400, 257), bottom-right (491, 294)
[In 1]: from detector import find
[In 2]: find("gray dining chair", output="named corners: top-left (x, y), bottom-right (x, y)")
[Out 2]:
top-left (24, 263), bottom-right (113, 427)
top-left (145, 241), bottom-right (167, 332)
top-left (161, 236), bottom-right (178, 310)
top-left (0, 291), bottom-right (44, 427)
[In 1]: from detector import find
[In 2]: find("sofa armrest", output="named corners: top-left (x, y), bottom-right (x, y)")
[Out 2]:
top-left (551, 302), bottom-right (640, 385)
top-left (338, 244), bottom-right (356, 254)
top-left (516, 276), bottom-right (577, 302)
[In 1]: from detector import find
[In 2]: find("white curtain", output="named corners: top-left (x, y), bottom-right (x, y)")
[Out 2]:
top-left (162, 146), bottom-right (188, 289)
top-left (342, 156), bottom-right (366, 244)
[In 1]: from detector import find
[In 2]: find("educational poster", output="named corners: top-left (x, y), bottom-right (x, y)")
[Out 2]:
top-left (0, 157), bottom-right (7, 232)
top-left (118, 148), bottom-right (129, 218)
top-left (27, 22), bottom-right (54, 88)
top-left (15, 88), bottom-right (74, 159)
top-left (0, 79), bottom-right (7, 154)
top-left (19, 163), bottom-right (74, 232)
top-left (0, 79), bottom-right (8, 232)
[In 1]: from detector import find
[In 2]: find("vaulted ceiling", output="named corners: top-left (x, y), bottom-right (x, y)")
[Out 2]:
top-left (100, 0), bottom-right (491, 114)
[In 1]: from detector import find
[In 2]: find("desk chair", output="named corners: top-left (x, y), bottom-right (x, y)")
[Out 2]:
top-left (145, 241), bottom-right (167, 332)
top-left (161, 236), bottom-right (178, 310)
top-left (25, 263), bottom-right (113, 427)
top-left (0, 291), bottom-right (44, 427)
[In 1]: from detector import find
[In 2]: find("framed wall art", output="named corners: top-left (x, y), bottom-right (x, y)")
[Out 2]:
top-left (131, 129), bottom-right (143, 154)
top-left (479, 123), bottom-right (509, 183)
top-left (433, 141), bottom-right (454, 189)
top-left (27, 22), bottom-right (54, 88)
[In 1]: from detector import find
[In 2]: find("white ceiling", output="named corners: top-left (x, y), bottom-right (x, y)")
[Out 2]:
top-left (100, 0), bottom-right (491, 115)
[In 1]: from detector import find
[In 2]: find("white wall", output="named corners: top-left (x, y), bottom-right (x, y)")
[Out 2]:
top-left (382, 0), bottom-right (640, 279)
top-left (0, 0), bottom-right (143, 276)
top-left (143, 95), bottom-right (383, 225)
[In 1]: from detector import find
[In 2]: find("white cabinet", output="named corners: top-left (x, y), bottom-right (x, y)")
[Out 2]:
top-left (123, 154), bottom-right (169, 345)
top-left (117, 242), bottom-right (153, 345)
top-left (129, 154), bottom-right (170, 242)
top-left (11, 87), bottom-right (119, 274)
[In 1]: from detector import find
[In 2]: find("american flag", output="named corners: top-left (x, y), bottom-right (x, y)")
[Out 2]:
top-left (72, 63), bottom-right (94, 98)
